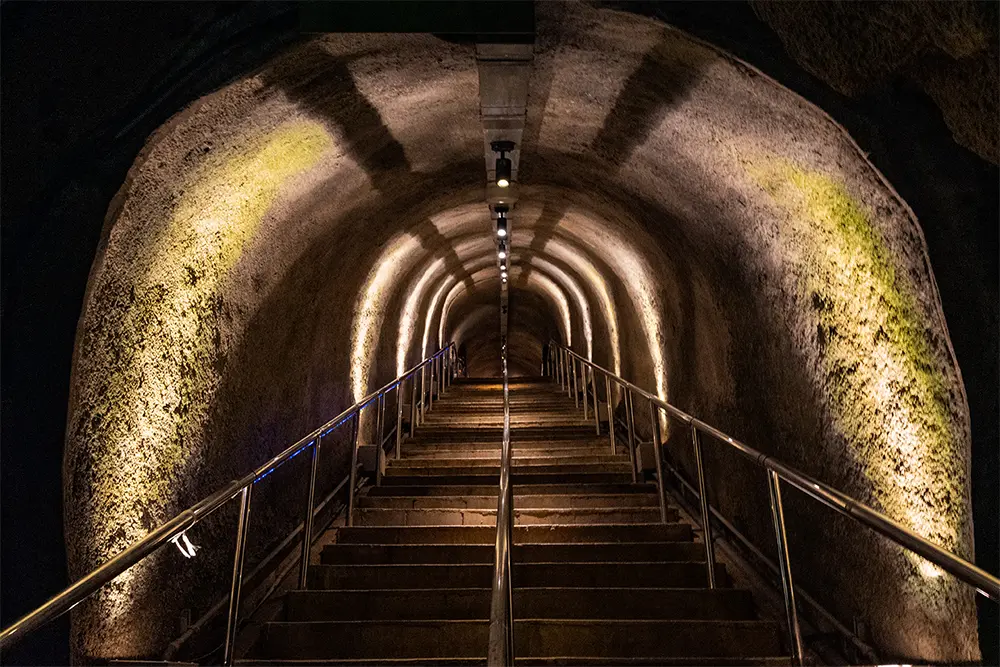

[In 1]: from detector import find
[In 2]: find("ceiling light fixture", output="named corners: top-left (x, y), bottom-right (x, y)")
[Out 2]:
top-left (495, 205), bottom-right (508, 238)
top-left (491, 140), bottom-right (514, 188)
top-left (498, 241), bottom-right (507, 261)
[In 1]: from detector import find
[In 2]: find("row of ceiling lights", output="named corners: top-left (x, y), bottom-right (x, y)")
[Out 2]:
top-left (492, 141), bottom-right (514, 285)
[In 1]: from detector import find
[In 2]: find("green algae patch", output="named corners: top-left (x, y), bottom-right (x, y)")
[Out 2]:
top-left (748, 159), bottom-right (963, 559)
top-left (69, 120), bottom-right (332, 571)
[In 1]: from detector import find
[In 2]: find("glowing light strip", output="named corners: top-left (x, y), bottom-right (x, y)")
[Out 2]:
top-left (543, 238), bottom-right (621, 376)
top-left (396, 257), bottom-right (445, 376)
top-left (351, 233), bottom-right (421, 400)
top-left (423, 275), bottom-right (457, 359)
top-left (512, 267), bottom-right (572, 345)
top-left (528, 256), bottom-right (592, 360)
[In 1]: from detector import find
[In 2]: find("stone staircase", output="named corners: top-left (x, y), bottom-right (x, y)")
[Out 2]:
top-left (242, 377), bottom-right (790, 665)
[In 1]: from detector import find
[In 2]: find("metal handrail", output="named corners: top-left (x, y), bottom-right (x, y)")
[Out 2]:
top-left (548, 340), bottom-right (999, 664)
top-left (488, 350), bottom-right (514, 664)
top-left (0, 343), bottom-right (456, 663)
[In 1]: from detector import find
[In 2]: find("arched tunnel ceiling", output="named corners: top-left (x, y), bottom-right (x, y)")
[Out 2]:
top-left (63, 3), bottom-right (979, 662)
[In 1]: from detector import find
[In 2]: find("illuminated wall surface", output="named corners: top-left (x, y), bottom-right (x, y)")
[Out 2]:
top-left (64, 5), bottom-right (977, 662)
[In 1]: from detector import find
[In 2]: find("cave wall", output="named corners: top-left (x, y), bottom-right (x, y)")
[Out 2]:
top-left (0, 2), bottom-right (986, 664)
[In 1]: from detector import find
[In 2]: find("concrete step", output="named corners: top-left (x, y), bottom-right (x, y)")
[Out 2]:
top-left (256, 618), bottom-right (780, 661)
top-left (283, 587), bottom-right (756, 621)
top-left (320, 542), bottom-right (705, 565)
top-left (402, 439), bottom-right (609, 452)
top-left (410, 427), bottom-right (598, 442)
top-left (399, 452), bottom-right (617, 464)
top-left (365, 482), bottom-right (658, 497)
top-left (239, 658), bottom-right (792, 666)
top-left (307, 561), bottom-right (726, 589)
top-left (392, 454), bottom-right (629, 467)
top-left (358, 493), bottom-right (659, 509)
top-left (335, 523), bottom-right (694, 545)
top-left (384, 462), bottom-right (633, 477)
top-left (380, 471), bottom-right (634, 486)
top-left (352, 506), bottom-right (667, 526)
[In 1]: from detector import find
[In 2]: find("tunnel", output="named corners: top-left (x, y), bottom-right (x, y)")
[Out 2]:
top-left (2, 2), bottom-right (997, 665)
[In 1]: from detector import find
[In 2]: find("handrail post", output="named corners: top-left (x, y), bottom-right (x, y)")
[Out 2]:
top-left (582, 363), bottom-right (589, 420)
top-left (648, 402), bottom-right (668, 524)
top-left (691, 425), bottom-right (717, 588)
top-left (625, 388), bottom-right (637, 482)
top-left (395, 382), bottom-right (404, 460)
top-left (605, 374), bottom-right (616, 455)
top-left (565, 350), bottom-right (572, 399)
top-left (375, 392), bottom-right (385, 487)
top-left (418, 365), bottom-right (425, 425)
top-left (428, 362), bottom-right (434, 411)
top-left (768, 469), bottom-right (805, 665)
top-left (222, 484), bottom-right (254, 666)
top-left (437, 355), bottom-right (443, 396)
top-left (409, 374), bottom-right (417, 438)
top-left (556, 347), bottom-right (563, 387)
top-left (572, 357), bottom-right (579, 410)
top-left (347, 413), bottom-right (360, 527)
top-left (298, 437), bottom-right (320, 589)
top-left (591, 367), bottom-right (600, 435)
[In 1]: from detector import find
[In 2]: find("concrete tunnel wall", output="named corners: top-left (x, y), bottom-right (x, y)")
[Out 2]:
top-left (63, 3), bottom-right (977, 662)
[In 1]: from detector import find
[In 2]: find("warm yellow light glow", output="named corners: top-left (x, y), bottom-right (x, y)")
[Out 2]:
top-left (396, 257), bottom-right (445, 376)
top-left (497, 178), bottom-right (509, 188)
top-left (547, 210), bottom-right (667, 411)
top-left (351, 233), bottom-right (422, 400)
top-left (514, 268), bottom-right (572, 346)
top-left (423, 275), bottom-right (456, 359)
top-left (77, 120), bottom-right (330, 630)
top-left (529, 256), bottom-right (593, 361)
top-left (749, 159), bottom-right (963, 563)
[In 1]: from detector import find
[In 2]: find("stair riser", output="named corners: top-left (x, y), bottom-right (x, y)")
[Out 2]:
top-left (321, 542), bottom-right (705, 565)
top-left (411, 429), bottom-right (597, 441)
top-left (381, 472), bottom-right (635, 486)
top-left (261, 619), bottom-right (780, 660)
top-left (308, 562), bottom-right (725, 589)
top-left (401, 447), bottom-right (610, 459)
top-left (284, 588), bottom-right (755, 621)
top-left (358, 494), bottom-right (659, 509)
top-left (398, 454), bottom-right (625, 465)
top-left (335, 524), bottom-right (693, 544)
top-left (366, 483), bottom-right (659, 497)
top-left (386, 463), bottom-right (633, 476)
top-left (403, 440), bottom-right (609, 451)
top-left (353, 507), bottom-right (667, 526)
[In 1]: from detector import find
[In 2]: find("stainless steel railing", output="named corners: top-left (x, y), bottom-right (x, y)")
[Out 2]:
top-left (0, 343), bottom-right (456, 663)
top-left (548, 340), bottom-right (999, 665)
top-left (487, 343), bottom-right (514, 666)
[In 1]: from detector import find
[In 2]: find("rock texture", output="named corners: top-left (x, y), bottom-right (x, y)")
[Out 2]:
top-left (62, 2), bottom-right (978, 662)
top-left (752, 0), bottom-right (999, 163)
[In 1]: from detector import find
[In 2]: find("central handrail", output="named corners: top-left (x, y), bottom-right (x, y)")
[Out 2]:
top-left (0, 343), bottom-right (456, 663)
top-left (548, 340), bottom-right (999, 664)
top-left (487, 345), bottom-right (515, 665)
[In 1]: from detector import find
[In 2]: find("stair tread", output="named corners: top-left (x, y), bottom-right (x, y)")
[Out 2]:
top-left (241, 378), bottom-right (783, 665)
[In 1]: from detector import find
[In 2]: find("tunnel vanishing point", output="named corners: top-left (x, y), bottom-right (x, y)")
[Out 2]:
top-left (4, 1), bottom-right (995, 664)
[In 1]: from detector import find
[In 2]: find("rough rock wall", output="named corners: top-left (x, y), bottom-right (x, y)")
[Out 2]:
top-left (752, 0), bottom-right (999, 163)
top-left (64, 3), bottom-right (978, 662)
